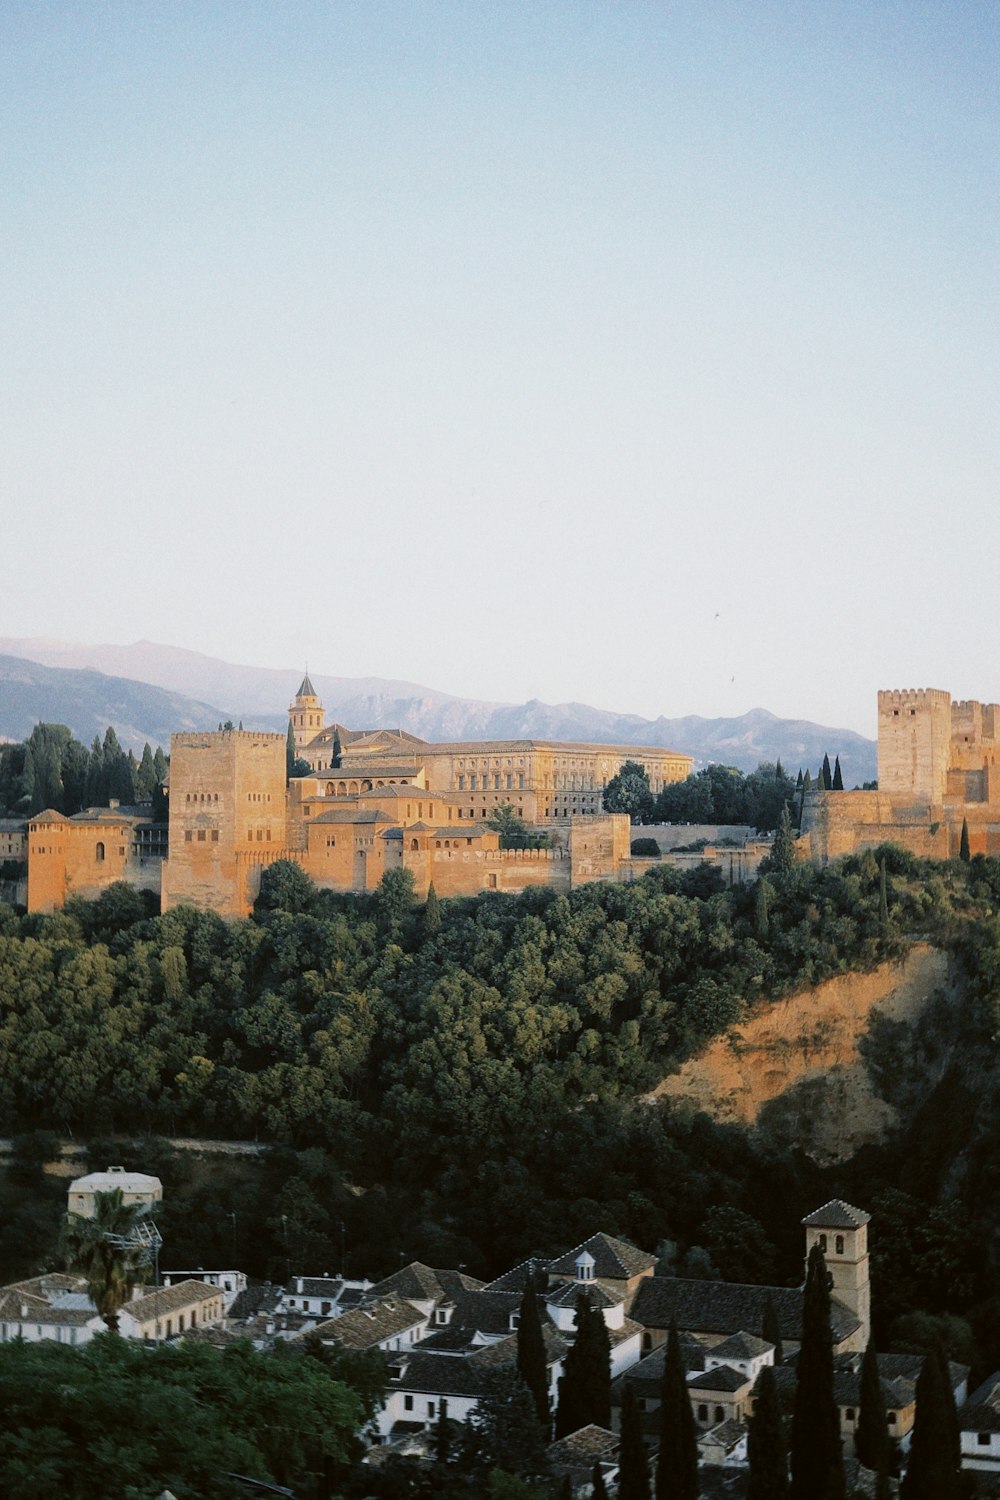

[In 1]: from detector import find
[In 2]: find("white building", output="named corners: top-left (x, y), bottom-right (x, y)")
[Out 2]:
top-left (67, 1165), bottom-right (162, 1219)
top-left (161, 1269), bottom-right (247, 1312)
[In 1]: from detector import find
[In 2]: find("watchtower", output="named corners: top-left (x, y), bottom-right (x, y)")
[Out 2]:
top-left (877, 688), bottom-right (951, 805)
top-left (802, 1200), bottom-right (871, 1350)
top-left (289, 673), bottom-right (324, 756)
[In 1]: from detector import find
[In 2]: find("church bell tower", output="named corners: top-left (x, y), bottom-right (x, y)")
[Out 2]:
top-left (289, 673), bottom-right (324, 758)
top-left (802, 1200), bottom-right (871, 1351)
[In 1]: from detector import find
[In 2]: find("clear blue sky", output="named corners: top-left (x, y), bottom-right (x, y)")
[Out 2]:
top-left (2, 1), bottom-right (997, 734)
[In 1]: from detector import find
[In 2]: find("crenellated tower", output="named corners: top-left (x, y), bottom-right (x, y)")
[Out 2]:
top-left (877, 688), bottom-right (951, 806)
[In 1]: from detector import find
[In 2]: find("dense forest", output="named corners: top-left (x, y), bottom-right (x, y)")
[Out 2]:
top-left (0, 722), bottom-right (167, 818)
top-left (3, 848), bottom-right (1000, 1387)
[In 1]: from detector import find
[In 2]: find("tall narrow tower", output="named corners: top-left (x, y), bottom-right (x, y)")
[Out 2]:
top-left (802, 1200), bottom-right (871, 1351)
top-left (289, 673), bottom-right (324, 757)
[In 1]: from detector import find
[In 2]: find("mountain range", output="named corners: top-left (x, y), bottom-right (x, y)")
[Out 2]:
top-left (0, 638), bottom-right (877, 784)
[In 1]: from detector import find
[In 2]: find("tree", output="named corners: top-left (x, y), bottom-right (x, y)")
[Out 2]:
top-left (555, 1293), bottom-right (611, 1438)
top-left (618, 1381), bottom-right (652, 1500)
top-left (331, 729), bottom-right (343, 769)
top-left (821, 754), bottom-right (833, 791)
top-left (655, 1321), bottom-right (698, 1500)
top-left (899, 1346), bottom-right (961, 1500)
top-left (136, 744), bottom-right (157, 800)
top-left (516, 1278), bottom-right (549, 1430)
top-left (878, 859), bottom-right (889, 930)
top-left (765, 805), bottom-right (796, 876)
top-left (603, 762), bottom-right (655, 824)
top-left (286, 721), bottom-right (296, 780)
top-left (755, 877), bottom-right (770, 941)
top-left (959, 818), bottom-right (971, 863)
top-left (592, 1460), bottom-right (609, 1499)
top-left (747, 1364), bottom-right (788, 1500)
top-left (789, 1243), bottom-right (844, 1500)
top-left (61, 1188), bottom-right (152, 1333)
top-left (854, 1339), bottom-right (888, 1478)
top-left (471, 1366), bottom-right (550, 1481)
top-left (425, 881), bottom-right (442, 934)
top-left (832, 756), bottom-right (844, 791)
top-left (255, 859), bottom-right (316, 915)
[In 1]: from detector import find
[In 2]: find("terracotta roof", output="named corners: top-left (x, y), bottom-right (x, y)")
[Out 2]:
top-left (311, 808), bottom-right (396, 825)
top-left (630, 1277), bottom-right (860, 1345)
top-left (314, 1294), bottom-right (424, 1348)
top-left (30, 809), bottom-right (67, 825)
top-left (801, 1200), bottom-right (870, 1229)
top-left (548, 1233), bottom-right (656, 1281)
top-left (125, 1280), bottom-right (221, 1321)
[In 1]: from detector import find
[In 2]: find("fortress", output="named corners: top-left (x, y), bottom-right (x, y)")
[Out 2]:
top-left (25, 677), bottom-right (694, 917)
top-left (803, 687), bottom-right (1000, 861)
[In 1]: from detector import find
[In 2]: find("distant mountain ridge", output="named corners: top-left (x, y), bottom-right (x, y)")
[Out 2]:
top-left (0, 638), bottom-right (877, 783)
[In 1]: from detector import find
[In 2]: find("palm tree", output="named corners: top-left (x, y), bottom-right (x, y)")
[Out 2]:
top-left (62, 1188), bottom-right (155, 1333)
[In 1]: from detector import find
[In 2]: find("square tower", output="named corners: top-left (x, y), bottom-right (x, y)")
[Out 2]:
top-left (802, 1200), bottom-right (870, 1350)
top-left (161, 730), bottom-right (287, 917)
top-left (877, 689), bottom-right (951, 806)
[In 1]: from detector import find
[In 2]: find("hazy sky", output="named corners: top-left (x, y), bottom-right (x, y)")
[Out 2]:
top-left (2, 2), bottom-right (997, 734)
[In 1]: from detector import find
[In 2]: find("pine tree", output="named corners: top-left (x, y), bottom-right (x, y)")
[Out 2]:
top-left (832, 756), bottom-right (844, 791)
top-left (555, 1293), bottom-right (611, 1438)
top-left (854, 1340), bottom-right (888, 1477)
top-left (768, 805), bottom-right (796, 876)
top-left (286, 721), bottom-right (296, 780)
top-left (959, 818), bottom-right (971, 863)
top-left (592, 1461), bottom-right (609, 1500)
top-left (655, 1321), bottom-right (698, 1500)
top-left (762, 1294), bottom-right (784, 1366)
top-left (425, 882), bottom-right (442, 935)
top-left (754, 877), bottom-right (770, 940)
top-left (516, 1276), bottom-right (549, 1430)
top-left (899, 1346), bottom-right (961, 1500)
top-left (789, 1243), bottom-right (844, 1500)
top-left (747, 1364), bottom-right (788, 1500)
top-left (618, 1381), bottom-right (652, 1500)
top-left (821, 754), bottom-right (833, 791)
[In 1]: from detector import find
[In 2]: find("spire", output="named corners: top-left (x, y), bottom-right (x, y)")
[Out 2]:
top-left (297, 672), bottom-right (316, 699)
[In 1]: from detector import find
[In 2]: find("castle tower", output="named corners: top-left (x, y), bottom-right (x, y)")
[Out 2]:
top-left (161, 729), bottom-right (288, 917)
top-left (289, 673), bottom-right (324, 757)
top-left (877, 688), bottom-right (951, 807)
top-left (802, 1200), bottom-right (871, 1351)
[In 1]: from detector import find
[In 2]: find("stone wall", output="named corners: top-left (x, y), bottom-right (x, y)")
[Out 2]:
top-left (877, 688), bottom-right (951, 805)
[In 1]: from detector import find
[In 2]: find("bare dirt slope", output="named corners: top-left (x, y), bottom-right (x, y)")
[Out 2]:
top-left (648, 944), bottom-right (954, 1162)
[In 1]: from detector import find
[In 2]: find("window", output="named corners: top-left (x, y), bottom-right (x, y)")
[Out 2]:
top-left (698, 1404), bottom-right (708, 1422)
top-left (185, 831), bottom-right (193, 842)
top-left (978, 1433), bottom-right (992, 1446)
top-left (714, 1406), bottom-right (724, 1423)
top-left (845, 1408), bottom-right (855, 1422)
top-left (404, 1395), bottom-right (413, 1411)
top-left (197, 830), bottom-right (206, 841)
top-left (835, 1235), bottom-right (844, 1255)
top-left (95, 842), bottom-right (105, 860)
top-left (819, 1234), bottom-right (827, 1252)
top-left (211, 830), bottom-right (219, 842)
top-left (428, 1401), bottom-right (436, 1418)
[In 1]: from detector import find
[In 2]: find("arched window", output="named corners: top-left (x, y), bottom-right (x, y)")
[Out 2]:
top-left (95, 842), bottom-right (105, 862)
top-left (326, 783), bottom-right (334, 795)
top-left (835, 1235), bottom-right (844, 1256)
top-left (410, 839), bottom-right (419, 850)
top-left (819, 1234), bottom-right (827, 1252)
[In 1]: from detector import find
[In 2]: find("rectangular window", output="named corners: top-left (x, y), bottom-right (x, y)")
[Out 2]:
top-left (211, 830), bottom-right (219, 842)
top-left (428, 1401), bottom-right (436, 1418)
top-left (185, 831), bottom-right (193, 842)
top-left (404, 1395), bottom-right (413, 1411)
top-left (197, 830), bottom-right (206, 842)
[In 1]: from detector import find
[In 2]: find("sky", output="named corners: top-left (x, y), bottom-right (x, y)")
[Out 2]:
top-left (1, 1), bottom-right (998, 736)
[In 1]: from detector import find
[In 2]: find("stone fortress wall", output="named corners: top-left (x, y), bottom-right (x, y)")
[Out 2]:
top-left (803, 686), bottom-right (1000, 862)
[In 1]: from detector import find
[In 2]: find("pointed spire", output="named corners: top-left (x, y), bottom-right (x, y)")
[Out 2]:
top-left (296, 671), bottom-right (316, 699)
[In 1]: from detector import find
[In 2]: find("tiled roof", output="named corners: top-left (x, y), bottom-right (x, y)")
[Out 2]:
top-left (228, 1284), bottom-right (282, 1321)
top-left (315, 1294), bottom-right (424, 1348)
top-left (292, 1278), bottom-right (344, 1299)
top-left (6, 1273), bottom-right (84, 1298)
top-left (126, 1280), bottom-right (221, 1321)
top-left (357, 784), bottom-right (447, 800)
top-left (311, 807), bottom-right (396, 825)
top-left (709, 1331), bottom-right (773, 1360)
top-left (548, 1233), bottom-right (656, 1281)
top-left (688, 1365), bottom-right (752, 1394)
top-left (546, 1281), bottom-right (622, 1311)
top-left (547, 1425), bottom-right (619, 1466)
top-left (296, 673), bottom-right (316, 698)
top-left (30, 809), bottom-right (68, 825)
top-left (801, 1200), bottom-right (870, 1230)
top-left (960, 1402), bottom-right (1000, 1435)
top-left (698, 1419), bottom-right (746, 1451)
top-left (967, 1373), bottom-right (1000, 1407)
top-left (480, 1257), bottom-right (549, 1294)
top-left (610, 1317), bottom-right (644, 1349)
top-left (369, 1262), bottom-right (448, 1304)
top-left (392, 1350), bottom-right (503, 1398)
top-left (630, 1277), bottom-right (860, 1345)
top-left (611, 1337), bottom-right (707, 1399)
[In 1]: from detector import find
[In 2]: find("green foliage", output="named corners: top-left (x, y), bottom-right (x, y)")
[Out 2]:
top-left (286, 720), bottom-right (296, 779)
top-left (822, 754), bottom-right (833, 792)
top-left (470, 1366), bottom-right (551, 1481)
top-left (488, 804), bottom-right (550, 850)
top-left (0, 1334), bottom-right (363, 1499)
top-left (763, 805), bottom-right (796, 876)
top-left (899, 1346), bottom-right (961, 1500)
top-left (0, 722), bottom-right (160, 817)
top-left (618, 1380), bottom-right (652, 1500)
top-left (516, 1279), bottom-right (550, 1430)
top-left (631, 838), bottom-right (661, 858)
top-left (655, 1321), bottom-right (697, 1500)
top-left (655, 760), bottom-right (798, 833)
top-left (762, 1294), bottom-right (784, 1366)
top-left (854, 1339), bottom-right (888, 1477)
top-left (555, 1293), bottom-right (611, 1438)
top-left (61, 1187), bottom-right (151, 1331)
top-left (747, 1364), bottom-right (788, 1500)
top-left (960, 818), bottom-right (971, 863)
top-left (832, 756), bottom-right (844, 792)
top-left (789, 1244), bottom-right (844, 1500)
top-left (603, 761), bottom-right (654, 823)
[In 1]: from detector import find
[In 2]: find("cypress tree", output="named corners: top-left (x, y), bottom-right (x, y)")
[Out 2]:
top-left (516, 1276), bottom-right (549, 1429)
top-left (425, 882), bottom-right (442, 935)
top-left (286, 721), bottom-right (296, 780)
top-left (959, 818), bottom-right (971, 863)
top-left (821, 754), bottom-right (833, 791)
top-left (555, 1293), bottom-right (611, 1438)
top-left (153, 746), bottom-right (167, 784)
top-left (655, 1321), bottom-right (698, 1500)
top-left (747, 1364), bottom-right (788, 1500)
top-left (558, 1478), bottom-right (573, 1500)
top-left (19, 741), bottom-right (36, 812)
top-left (433, 1401), bottom-right (451, 1462)
top-left (789, 1243), bottom-right (844, 1500)
top-left (768, 805), bottom-right (796, 875)
top-left (854, 1340), bottom-right (888, 1476)
top-left (795, 770), bottom-right (803, 790)
top-left (762, 1294), bottom-right (784, 1366)
top-left (137, 744), bottom-right (156, 800)
top-left (755, 878), bottom-right (770, 941)
top-left (618, 1381), bottom-right (652, 1500)
top-left (592, 1461), bottom-right (609, 1500)
top-left (832, 756), bottom-right (844, 791)
top-left (899, 1346), bottom-right (961, 1500)
top-left (332, 728), bottom-right (343, 769)
top-left (878, 859), bottom-right (889, 931)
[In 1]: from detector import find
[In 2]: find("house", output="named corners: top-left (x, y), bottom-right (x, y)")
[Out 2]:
top-left (0, 1273), bottom-right (224, 1345)
top-left (688, 1365), bottom-right (754, 1431)
top-left (280, 1274), bottom-right (373, 1319)
top-left (960, 1373), bottom-right (1000, 1473)
top-left (311, 1292), bottom-right (429, 1354)
top-left (161, 1269), bottom-right (246, 1312)
top-left (67, 1165), bottom-right (162, 1219)
top-left (543, 1279), bottom-right (644, 1378)
top-left (697, 1418), bottom-right (748, 1468)
top-left (546, 1425), bottom-right (620, 1494)
top-left (630, 1275), bottom-right (861, 1360)
top-left (546, 1232), bottom-right (657, 1313)
top-left (118, 1280), bottom-right (225, 1340)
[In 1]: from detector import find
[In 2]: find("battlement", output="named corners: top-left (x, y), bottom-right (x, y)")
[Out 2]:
top-left (877, 688), bottom-right (950, 712)
top-left (171, 731), bottom-right (285, 748)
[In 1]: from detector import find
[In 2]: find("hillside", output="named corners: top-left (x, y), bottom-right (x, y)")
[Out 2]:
top-left (0, 637), bottom-right (877, 780)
